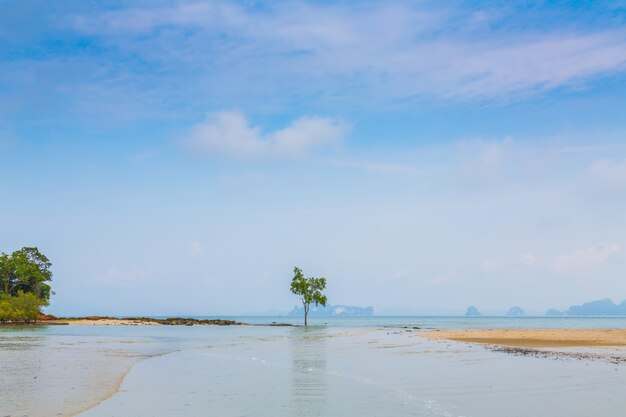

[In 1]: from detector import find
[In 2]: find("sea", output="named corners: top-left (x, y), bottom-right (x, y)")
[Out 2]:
top-left (2, 316), bottom-right (626, 417)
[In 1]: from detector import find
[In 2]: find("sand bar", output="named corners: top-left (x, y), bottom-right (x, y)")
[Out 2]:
top-left (423, 329), bottom-right (626, 348)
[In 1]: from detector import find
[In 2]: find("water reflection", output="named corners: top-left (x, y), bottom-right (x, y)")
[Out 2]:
top-left (290, 326), bottom-right (327, 416)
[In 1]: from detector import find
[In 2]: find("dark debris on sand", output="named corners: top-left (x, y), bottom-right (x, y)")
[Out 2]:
top-left (488, 345), bottom-right (626, 365)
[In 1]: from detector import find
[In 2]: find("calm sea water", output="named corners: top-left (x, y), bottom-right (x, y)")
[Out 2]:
top-left (217, 315), bottom-right (626, 329)
top-left (2, 317), bottom-right (626, 417)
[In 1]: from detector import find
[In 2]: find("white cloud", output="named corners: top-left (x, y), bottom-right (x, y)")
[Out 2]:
top-left (554, 243), bottom-right (620, 272)
top-left (589, 158), bottom-right (626, 187)
top-left (520, 253), bottom-right (540, 265)
top-left (557, 144), bottom-right (626, 154)
top-left (325, 159), bottom-right (420, 175)
top-left (69, 3), bottom-right (626, 102)
top-left (474, 136), bottom-right (513, 168)
top-left (483, 252), bottom-right (543, 271)
top-left (428, 271), bottom-right (456, 286)
top-left (459, 136), bottom-right (515, 183)
top-left (393, 269), bottom-right (409, 279)
top-left (183, 111), bottom-right (349, 158)
top-left (94, 266), bottom-right (156, 287)
top-left (189, 241), bottom-right (203, 256)
top-left (485, 244), bottom-right (620, 273)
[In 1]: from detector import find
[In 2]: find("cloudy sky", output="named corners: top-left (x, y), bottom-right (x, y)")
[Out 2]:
top-left (1, 1), bottom-right (626, 316)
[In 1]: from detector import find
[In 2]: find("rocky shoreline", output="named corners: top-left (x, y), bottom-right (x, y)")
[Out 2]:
top-left (0, 314), bottom-right (298, 327)
top-left (55, 316), bottom-right (244, 326)
top-left (0, 314), bottom-right (246, 326)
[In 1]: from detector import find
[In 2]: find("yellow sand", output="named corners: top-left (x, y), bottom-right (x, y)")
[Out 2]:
top-left (50, 318), bottom-right (162, 326)
top-left (423, 329), bottom-right (626, 348)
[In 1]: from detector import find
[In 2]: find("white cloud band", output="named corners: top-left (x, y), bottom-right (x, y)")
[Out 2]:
top-left (183, 111), bottom-right (350, 158)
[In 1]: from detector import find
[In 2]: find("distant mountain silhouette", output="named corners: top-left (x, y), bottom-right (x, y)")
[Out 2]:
top-left (465, 305), bottom-right (481, 317)
top-left (506, 306), bottom-right (525, 317)
top-left (545, 308), bottom-right (563, 317)
top-left (288, 304), bottom-right (374, 317)
top-left (563, 298), bottom-right (626, 316)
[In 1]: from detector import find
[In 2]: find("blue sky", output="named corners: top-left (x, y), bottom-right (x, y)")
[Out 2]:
top-left (1, 0), bottom-right (626, 316)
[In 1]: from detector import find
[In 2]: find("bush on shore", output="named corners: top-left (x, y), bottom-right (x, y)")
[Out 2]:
top-left (0, 292), bottom-right (44, 323)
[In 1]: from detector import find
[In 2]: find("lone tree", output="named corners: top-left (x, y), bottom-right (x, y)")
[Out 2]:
top-left (0, 247), bottom-right (53, 303)
top-left (290, 267), bottom-right (327, 326)
top-left (0, 247), bottom-right (52, 323)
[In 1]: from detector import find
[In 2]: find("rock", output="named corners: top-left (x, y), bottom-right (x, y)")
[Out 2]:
top-left (38, 312), bottom-right (59, 321)
top-left (125, 317), bottom-right (243, 326)
top-left (465, 306), bottom-right (481, 317)
top-left (506, 306), bottom-right (525, 317)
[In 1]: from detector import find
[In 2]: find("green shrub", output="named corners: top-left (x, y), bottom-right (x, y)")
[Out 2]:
top-left (0, 292), bottom-right (43, 323)
top-left (0, 294), bottom-right (15, 323)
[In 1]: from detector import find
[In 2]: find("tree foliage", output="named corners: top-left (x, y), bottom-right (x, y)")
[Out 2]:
top-left (290, 267), bottom-right (327, 326)
top-left (0, 247), bottom-right (52, 303)
top-left (0, 292), bottom-right (44, 323)
top-left (0, 247), bottom-right (52, 323)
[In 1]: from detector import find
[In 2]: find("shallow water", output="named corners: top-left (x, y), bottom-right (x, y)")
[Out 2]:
top-left (2, 318), bottom-right (626, 417)
top-left (224, 315), bottom-right (626, 329)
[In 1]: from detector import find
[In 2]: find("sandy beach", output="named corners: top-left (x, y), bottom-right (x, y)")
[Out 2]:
top-left (423, 329), bottom-right (626, 348)
top-left (51, 318), bottom-right (162, 326)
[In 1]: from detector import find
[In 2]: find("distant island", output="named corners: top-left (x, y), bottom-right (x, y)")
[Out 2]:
top-left (545, 308), bottom-right (564, 317)
top-left (287, 304), bottom-right (374, 318)
top-left (463, 305), bottom-right (527, 317)
top-left (548, 298), bottom-right (626, 316)
top-left (465, 305), bottom-right (481, 317)
top-left (506, 306), bottom-right (525, 317)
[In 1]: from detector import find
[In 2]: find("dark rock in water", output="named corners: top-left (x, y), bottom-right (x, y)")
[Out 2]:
top-left (506, 306), bottom-right (525, 317)
top-left (465, 306), bottom-right (481, 317)
top-left (160, 317), bottom-right (240, 326)
top-left (126, 317), bottom-right (242, 326)
top-left (545, 308), bottom-right (563, 317)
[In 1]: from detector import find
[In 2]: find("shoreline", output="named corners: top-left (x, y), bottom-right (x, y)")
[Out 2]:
top-left (422, 329), bottom-right (626, 348)
top-left (1, 316), bottom-right (300, 326)
top-left (1, 316), bottom-right (246, 326)
top-left (56, 316), bottom-right (246, 326)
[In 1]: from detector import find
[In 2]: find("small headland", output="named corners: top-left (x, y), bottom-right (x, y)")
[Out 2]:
top-left (2, 313), bottom-right (296, 326)
top-left (53, 316), bottom-right (244, 326)
top-left (13, 315), bottom-right (297, 326)
top-left (0, 314), bottom-right (245, 326)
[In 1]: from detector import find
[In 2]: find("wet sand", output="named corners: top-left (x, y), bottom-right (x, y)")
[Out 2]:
top-left (423, 329), bottom-right (626, 348)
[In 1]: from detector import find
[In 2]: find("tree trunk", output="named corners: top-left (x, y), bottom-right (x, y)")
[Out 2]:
top-left (303, 301), bottom-right (308, 326)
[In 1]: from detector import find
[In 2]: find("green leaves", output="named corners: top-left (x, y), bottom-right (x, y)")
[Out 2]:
top-left (0, 247), bottom-right (52, 323)
top-left (290, 266), bottom-right (328, 325)
top-left (0, 291), bottom-right (44, 323)
top-left (0, 247), bottom-right (52, 303)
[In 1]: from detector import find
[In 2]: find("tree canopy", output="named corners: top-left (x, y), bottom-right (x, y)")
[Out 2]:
top-left (0, 247), bottom-right (53, 304)
top-left (290, 267), bottom-right (327, 326)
